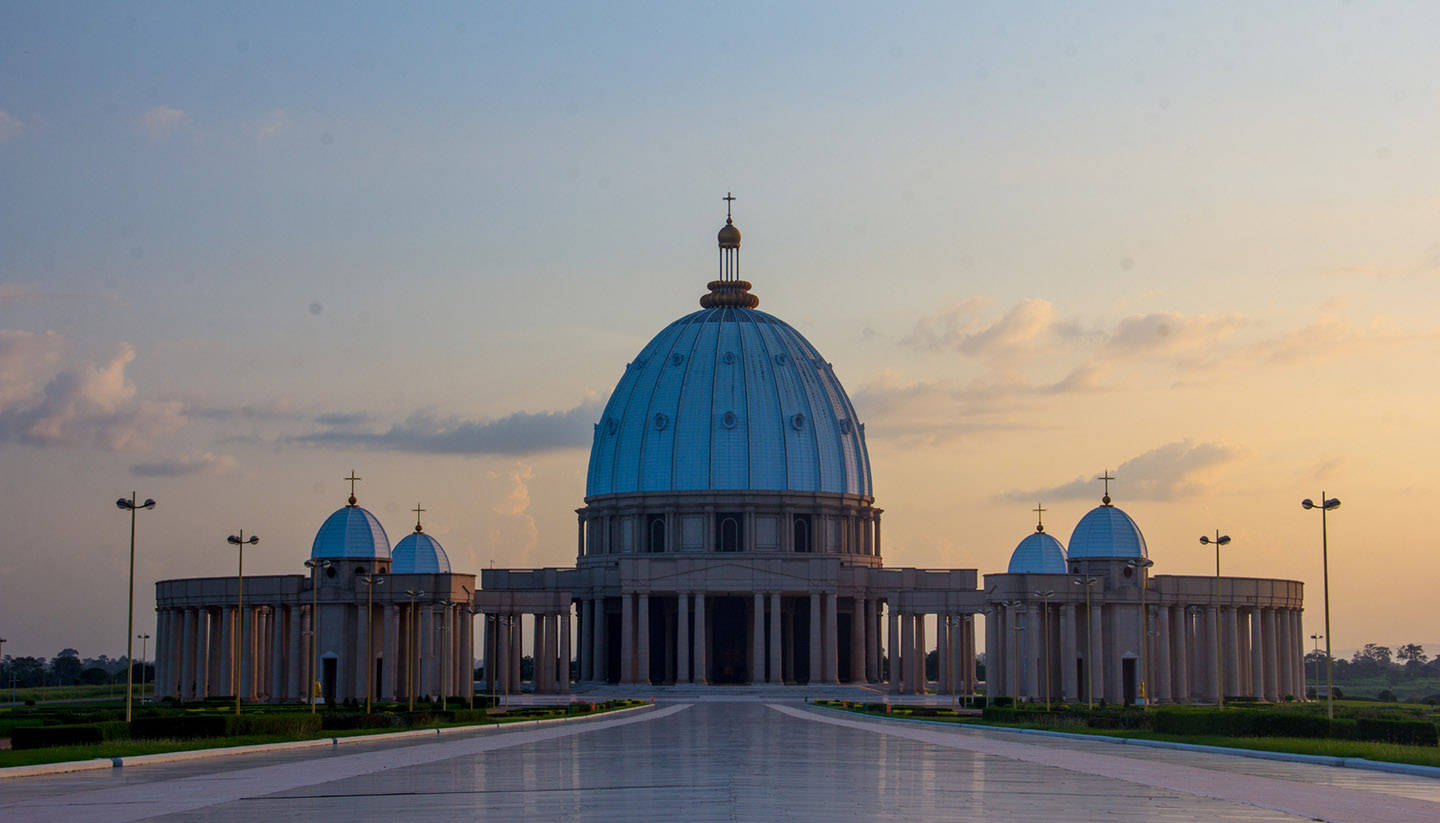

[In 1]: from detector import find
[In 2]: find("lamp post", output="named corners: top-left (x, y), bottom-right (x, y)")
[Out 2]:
top-left (404, 589), bottom-right (426, 711)
top-left (1199, 531), bottom-right (1231, 708)
top-left (1030, 590), bottom-right (1054, 709)
top-left (1006, 599), bottom-right (1024, 703)
top-left (1301, 494), bottom-right (1340, 719)
top-left (1126, 558), bottom-right (1155, 707)
top-left (466, 605), bottom-right (483, 710)
top-left (1072, 575), bottom-right (1099, 709)
top-left (1309, 633), bottom-right (1324, 699)
top-left (225, 530), bottom-right (259, 716)
top-left (360, 572), bottom-right (386, 714)
top-left (304, 558), bottom-right (331, 712)
top-left (438, 599), bottom-right (455, 712)
top-left (115, 493), bottom-right (156, 722)
top-left (137, 633), bottom-right (151, 700)
top-left (496, 614), bottom-right (512, 710)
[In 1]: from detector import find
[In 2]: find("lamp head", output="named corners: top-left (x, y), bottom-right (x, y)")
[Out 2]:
top-left (1324, 498), bottom-right (1341, 511)
top-left (1217, 535), bottom-right (1231, 545)
top-left (227, 535), bottom-right (242, 545)
top-left (1301, 499), bottom-right (1314, 509)
top-left (247, 535), bottom-right (259, 545)
top-left (143, 499), bottom-right (157, 510)
top-left (116, 498), bottom-right (132, 510)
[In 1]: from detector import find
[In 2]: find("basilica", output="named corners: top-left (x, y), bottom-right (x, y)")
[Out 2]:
top-left (153, 203), bottom-right (1307, 706)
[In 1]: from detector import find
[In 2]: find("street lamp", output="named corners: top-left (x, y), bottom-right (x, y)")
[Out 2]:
top-left (225, 530), bottom-right (259, 716)
top-left (1302, 494), bottom-right (1340, 719)
top-left (1031, 590), bottom-right (1054, 709)
top-left (303, 558), bottom-right (331, 712)
top-left (404, 588), bottom-right (426, 711)
top-left (360, 572), bottom-right (386, 714)
top-left (1198, 531), bottom-right (1230, 708)
top-left (495, 614), bottom-right (513, 710)
top-left (1072, 575), bottom-right (1099, 709)
top-left (1126, 557), bottom-right (1155, 708)
top-left (466, 605), bottom-right (484, 710)
top-left (116, 493), bottom-right (156, 721)
top-left (137, 633), bottom-right (151, 700)
top-left (438, 599), bottom-right (455, 712)
top-left (1309, 633), bottom-right (1324, 699)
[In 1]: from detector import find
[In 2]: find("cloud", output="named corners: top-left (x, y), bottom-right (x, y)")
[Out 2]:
top-left (293, 399), bottom-right (602, 455)
top-left (484, 462), bottom-right (540, 565)
top-left (0, 109), bottom-right (24, 142)
top-left (130, 452), bottom-right (236, 477)
top-left (188, 399), bottom-right (298, 422)
top-left (252, 109), bottom-right (289, 141)
top-left (1246, 315), bottom-right (1432, 365)
top-left (904, 298), bottom-right (1056, 358)
top-left (0, 341), bottom-right (185, 451)
top-left (999, 440), bottom-right (1239, 502)
top-left (1104, 312), bottom-right (1247, 361)
top-left (0, 330), bottom-right (65, 408)
top-left (313, 411), bottom-right (370, 427)
top-left (139, 106), bottom-right (188, 141)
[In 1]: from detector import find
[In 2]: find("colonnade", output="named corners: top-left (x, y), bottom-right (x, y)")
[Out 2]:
top-left (985, 600), bottom-right (1307, 705)
top-left (480, 610), bottom-right (571, 695)
top-left (886, 611), bottom-right (978, 695)
top-left (153, 601), bottom-right (473, 703)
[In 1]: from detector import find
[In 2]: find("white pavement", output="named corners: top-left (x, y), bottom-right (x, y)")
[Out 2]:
top-left (3, 700), bottom-right (1438, 822)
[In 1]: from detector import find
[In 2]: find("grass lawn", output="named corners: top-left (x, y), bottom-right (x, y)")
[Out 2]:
top-left (820, 704), bottom-right (1440, 769)
top-left (0, 701), bottom-right (646, 769)
top-left (1, 684), bottom-right (153, 703)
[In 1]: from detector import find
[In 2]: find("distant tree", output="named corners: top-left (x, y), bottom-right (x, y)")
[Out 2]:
top-left (1397, 644), bottom-right (1428, 668)
top-left (7, 656), bottom-right (47, 688)
top-left (1377, 689), bottom-right (1397, 703)
top-left (1357, 643), bottom-right (1393, 666)
top-left (78, 667), bottom-right (110, 685)
top-left (50, 649), bottom-right (82, 685)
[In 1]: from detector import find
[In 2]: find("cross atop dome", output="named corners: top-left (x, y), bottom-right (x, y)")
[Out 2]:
top-left (702, 192), bottom-right (759, 308)
top-left (412, 502), bottom-right (426, 533)
top-left (1034, 502), bottom-right (1047, 533)
top-left (345, 470), bottom-right (362, 507)
top-left (1098, 470), bottom-right (1115, 506)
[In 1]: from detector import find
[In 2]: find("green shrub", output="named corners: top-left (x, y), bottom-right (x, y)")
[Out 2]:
top-left (449, 709), bottom-right (492, 723)
top-left (322, 713), bottom-right (400, 731)
top-left (130, 715), bottom-right (227, 740)
top-left (11, 721), bottom-right (130, 750)
top-left (1356, 718), bottom-right (1438, 746)
top-left (225, 714), bottom-right (323, 737)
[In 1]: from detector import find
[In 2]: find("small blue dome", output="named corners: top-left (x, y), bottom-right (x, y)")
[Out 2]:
top-left (1067, 504), bottom-right (1148, 560)
top-left (392, 531), bottom-right (451, 574)
top-left (311, 506), bottom-right (391, 560)
top-left (1007, 530), bottom-right (1068, 573)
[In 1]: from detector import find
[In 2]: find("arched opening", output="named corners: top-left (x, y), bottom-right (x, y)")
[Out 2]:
top-left (648, 516), bottom-right (666, 553)
top-left (793, 515), bottom-right (812, 553)
top-left (717, 514), bottom-right (743, 552)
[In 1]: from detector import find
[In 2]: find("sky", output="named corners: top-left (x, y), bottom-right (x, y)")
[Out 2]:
top-left (2, 2), bottom-right (1438, 660)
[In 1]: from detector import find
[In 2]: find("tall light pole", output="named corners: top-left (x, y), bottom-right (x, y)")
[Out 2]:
top-left (1309, 633), bottom-right (1324, 699)
top-left (1072, 575), bottom-right (1098, 709)
top-left (1302, 494), bottom-right (1340, 719)
top-left (1126, 558), bottom-right (1155, 707)
top-left (466, 605), bottom-right (483, 710)
top-left (1031, 590), bottom-right (1054, 709)
top-left (304, 558), bottom-right (331, 712)
top-left (1199, 531), bottom-right (1231, 708)
top-left (226, 530), bottom-right (259, 716)
top-left (115, 493), bottom-right (156, 722)
top-left (438, 599), bottom-right (455, 712)
top-left (360, 572), bottom-right (386, 714)
top-left (404, 588), bottom-right (425, 711)
top-left (137, 633), bottom-right (151, 699)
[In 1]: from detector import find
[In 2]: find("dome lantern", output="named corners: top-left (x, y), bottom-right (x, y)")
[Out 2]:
top-left (701, 192), bottom-right (759, 309)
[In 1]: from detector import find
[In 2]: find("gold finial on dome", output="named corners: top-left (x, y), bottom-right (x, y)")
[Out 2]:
top-left (344, 470), bottom-right (362, 506)
top-left (1034, 502), bottom-right (1047, 533)
top-left (412, 502), bottom-right (426, 533)
top-left (702, 192), bottom-right (759, 308)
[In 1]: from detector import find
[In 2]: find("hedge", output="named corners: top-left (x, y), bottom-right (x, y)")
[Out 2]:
top-left (224, 714), bottom-right (323, 737)
top-left (130, 715), bottom-right (228, 740)
top-left (11, 721), bottom-right (131, 750)
top-left (322, 713), bottom-right (402, 731)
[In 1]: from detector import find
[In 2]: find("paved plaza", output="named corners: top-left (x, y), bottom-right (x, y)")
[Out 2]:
top-left (4, 700), bottom-right (1439, 822)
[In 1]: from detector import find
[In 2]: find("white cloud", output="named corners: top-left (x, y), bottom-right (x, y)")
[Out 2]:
top-left (0, 109), bottom-right (24, 142)
top-left (0, 330), bottom-right (64, 408)
top-left (253, 109), bottom-right (289, 142)
top-left (1104, 312), bottom-right (1247, 360)
top-left (904, 298), bottom-right (1056, 358)
top-left (130, 452), bottom-right (237, 477)
top-left (484, 462), bottom-right (540, 565)
top-left (139, 106), bottom-right (188, 141)
top-left (1000, 440), bottom-right (1240, 502)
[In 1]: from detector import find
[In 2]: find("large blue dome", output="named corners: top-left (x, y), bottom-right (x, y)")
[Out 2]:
top-left (392, 530), bottom-right (451, 574)
top-left (1007, 530), bottom-right (1068, 573)
top-left (586, 307), bottom-right (872, 498)
top-left (1067, 504), bottom-right (1148, 560)
top-left (311, 505), bottom-right (391, 560)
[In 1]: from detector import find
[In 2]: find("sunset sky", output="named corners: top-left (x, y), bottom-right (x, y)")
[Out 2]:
top-left (2, 2), bottom-right (1437, 660)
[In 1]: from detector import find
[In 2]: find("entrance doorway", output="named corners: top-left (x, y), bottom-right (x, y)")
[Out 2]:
top-left (322, 657), bottom-right (337, 704)
top-left (1122, 658), bottom-right (1137, 705)
top-left (710, 597), bottom-right (749, 683)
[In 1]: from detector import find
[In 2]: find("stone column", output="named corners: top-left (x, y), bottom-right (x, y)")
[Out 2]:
top-left (532, 613), bottom-right (546, 693)
top-left (1172, 606), bottom-right (1190, 702)
top-left (1025, 604), bottom-right (1040, 701)
top-left (848, 598), bottom-right (864, 685)
top-left (914, 613), bottom-right (926, 692)
top-left (809, 592), bottom-right (823, 685)
top-left (752, 592), bottom-right (766, 685)
top-left (984, 609), bottom-right (998, 700)
top-left (1278, 609), bottom-right (1294, 699)
top-left (268, 607), bottom-right (284, 701)
top-left (938, 617), bottom-right (951, 694)
top-left (495, 615), bottom-right (509, 695)
top-left (1155, 605), bottom-right (1172, 703)
top-left (1088, 602), bottom-right (1104, 703)
top-left (638, 593), bottom-right (651, 685)
top-left (418, 603), bottom-right (433, 697)
top-left (592, 598), bottom-right (607, 683)
top-left (206, 609), bottom-right (222, 697)
top-left (1263, 608), bottom-right (1279, 701)
top-left (693, 592), bottom-right (707, 685)
top-left (239, 607), bottom-right (254, 701)
top-left (1246, 608), bottom-right (1262, 698)
top-left (1059, 604), bottom-right (1077, 701)
top-left (381, 605), bottom-right (397, 700)
top-left (179, 608), bottom-right (196, 700)
top-left (621, 593), bottom-right (635, 684)
top-left (866, 600), bottom-right (879, 682)
top-left (827, 592), bottom-right (841, 684)
top-left (770, 592), bottom-right (783, 684)
top-left (1293, 610), bottom-right (1307, 699)
top-left (580, 600), bottom-right (594, 682)
top-left (541, 613), bottom-right (555, 693)
top-left (949, 616), bottom-right (962, 695)
top-left (888, 605), bottom-right (901, 694)
top-left (675, 593), bottom-right (690, 684)
top-left (559, 607), bottom-right (572, 694)
top-left (284, 606), bottom-right (301, 700)
top-left (899, 611), bottom-right (914, 693)
top-left (1224, 607), bottom-right (1241, 699)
